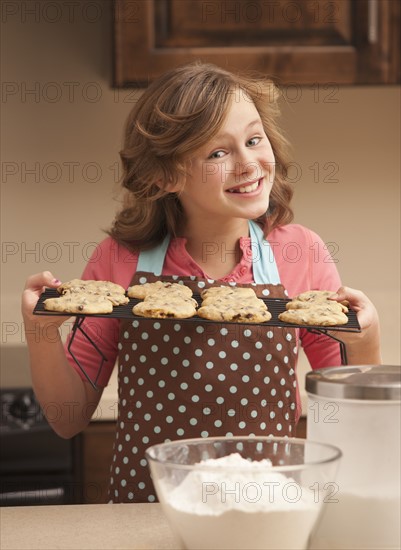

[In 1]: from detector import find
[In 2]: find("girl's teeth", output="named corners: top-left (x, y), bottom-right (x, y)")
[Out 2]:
top-left (230, 181), bottom-right (259, 193)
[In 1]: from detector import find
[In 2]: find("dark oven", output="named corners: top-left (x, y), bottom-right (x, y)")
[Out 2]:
top-left (0, 387), bottom-right (81, 506)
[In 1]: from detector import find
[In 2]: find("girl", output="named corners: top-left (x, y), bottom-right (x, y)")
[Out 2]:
top-left (22, 62), bottom-right (381, 503)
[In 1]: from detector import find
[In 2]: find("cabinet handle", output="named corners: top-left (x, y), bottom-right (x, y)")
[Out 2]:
top-left (368, 0), bottom-right (378, 44)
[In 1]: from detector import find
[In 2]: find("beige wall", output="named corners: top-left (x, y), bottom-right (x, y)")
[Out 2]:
top-left (1, 5), bottom-right (400, 377)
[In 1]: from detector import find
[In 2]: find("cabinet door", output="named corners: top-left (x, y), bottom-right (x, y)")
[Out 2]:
top-left (80, 422), bottom-right (115, 504)
top-left (113, 0), bottom-right (400, 86)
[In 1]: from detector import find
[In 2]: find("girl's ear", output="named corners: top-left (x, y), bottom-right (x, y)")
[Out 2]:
top-left (155, 178), bottom-right (183, 194)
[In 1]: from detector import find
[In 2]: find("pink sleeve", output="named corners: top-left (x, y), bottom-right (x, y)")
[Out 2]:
top-left (64, 238), bottom-right (138, 387)
top-left (271, 225), bottom-right (343, 370)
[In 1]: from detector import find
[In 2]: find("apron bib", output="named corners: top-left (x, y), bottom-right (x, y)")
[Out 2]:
top-left (108, 222), bottom-right (299, 503)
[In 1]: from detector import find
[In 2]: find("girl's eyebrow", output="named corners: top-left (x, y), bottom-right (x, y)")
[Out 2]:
top-left (212, 119), bottom-right (262, 140)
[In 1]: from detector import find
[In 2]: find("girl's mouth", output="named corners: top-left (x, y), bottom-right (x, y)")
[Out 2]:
top-left (226, 179), bottom-right (262, 194)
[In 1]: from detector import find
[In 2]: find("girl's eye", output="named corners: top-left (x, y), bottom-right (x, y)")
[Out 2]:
top-left (208, 150), bottom-right (225, 159)
top-left (246, 136), bottom-right (262, 147)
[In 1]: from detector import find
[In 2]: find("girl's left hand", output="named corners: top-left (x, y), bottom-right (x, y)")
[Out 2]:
top-left (329, 286), bottom-right (382, 365)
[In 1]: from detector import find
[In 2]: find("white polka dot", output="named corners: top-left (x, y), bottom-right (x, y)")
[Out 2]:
top-left (264, 376), bottom-right (270, 384)
top-left (177, 428), bottom-right (185, 436)
top-left (197, 281), bottom-right (206, 288)
top-left (130, 366), bottom-right (136, 374)
top-left (196, 326), bottom-right (205, 334)
top-left (158, 380), bottom-right (166, 388)
top-left (243, 352), bottom-right (251, 360)
top-left (161, 357), bottom-right (168, 365)
top-left (151, 345), bottom-right (158, 352)
top-left (170, 370), bottom-right (178, 378)
top-left (144, 413), bottom-right (151, 421)
top-left (142, 436), bottom-right (149, 444)
top-left (240, 398), bottom-right (248, 406)
top-left (208, 339), bottom-right (216, 346)
top-left (254, 364), bottom-right (261, 372)
top-left (238, 421), bottom-right (246, 429)
top-left (149, 368), bottom-right (156, 375)
top-left (146, 391), bottom-right (153, 398)
top-left (278, 400), bottom-right (284, 408)
top-left (267, 331), bottom-right (273, 339)
top-left (271, 388), bottom-right (277, 396)
top-left (277, 423), bottom-right (283, 431)
top-left (139, 276), bottom-right (147, 284)
top-left (153, 322), bottom-right (161, 330)
top-left (173, 347), bottom-right (180, 355)
top-left (230, 363), bottom-right (238, 371)
top-left (180, 382), bottom-right (188, 390)
top-left (270, 411), bottom-right (276, 419)
top-left (121, 479), bottom-right (127, 487)
top-left (252, 387), bottom-right (260, 395)
top-left (154, 426), bottom-right (161, 434)
top-left (163, 335), bottom-right (170, 342)
top-left (125, 353), bottom-right (129, 362)
top-left (168, 392), bottom-right (175, 400)
top-left (262, 289), bottom-right (270, 296)
top-left (132, 320), bottom-right (139, 329)
top-left (191, 395), bottom-right (200, 402)
top-left (227, 408), bottom-right (236, 417)
top-left (214, 420), bottom-right (222, 428)
top-left (130, 468), bottom-right (136, 476)
top-left (131, 343), bottom-right (137, 351)
top-left (255, 342), bottom-right (263, 349)
top-left (156, 403), bottom-right (163, 411)
top-left (195, 349), bottom-right (203, 356)
top-left (184, 336), bottom-right (191, 344)
top-left (178, 405), bottom-right (186, 413)
top-left (243, 329), bottom-right (252, 338)
top-left (274, 366), bottom-right (279, 374)
top-left (138, 377), bottom-right (144, 385)
top-left (242, 375), bottom-right (250, 383)
top-left (250, 410), bottom-right (258, 418)
top-left (190, 418), bottom-right (197, 425)
top-left (266, 354), bottom-right (272, 361)
top-left (123, 331), bottom-right (129, 339)
top-left (201, 430), bottom-right (209, 437)
top-left (280, 378), bottom-right (286, 386)
top-left (260, 422), bottom-right (266, 430)
top-left (286, 333), bottom-right (292, 341)
top-left (229, 386), bottom-right (237, 394)
top-left (276, 343), bottom-right (282, 351)
top-left (141, 332), bottom-right (149, 340)
top-left (166, 416), bottom-right (174, 423)
top-left (138, 482), bottom-right (145, 490)
top-left (231, 340), bottom-right (239, 348)
top-left (139, 355), bottom-right (147, 363)
top-left (193, 372), bottom-right (201, 380)
top-left (217, 373), bottom-right (226, 381)
top-left (174, 324), bottom-right (181, 332)
top-left (148, 495), bottom-right (156, 502)
top-left (206, 361), bottom-right (214, 369)
top-left (219, 351), bottom-right (227, 359)
top-left (220, 328), bottom-right (228, 336)
top-left (140, 459), bottom-right (147, 467)
top-left (182, 359), bottom-right (190, 367)
top-left (205, 384), bottom-right (213, 392)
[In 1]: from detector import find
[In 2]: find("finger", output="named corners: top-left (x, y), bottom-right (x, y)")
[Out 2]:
top-left (24, 271), bottom-right (61, 292)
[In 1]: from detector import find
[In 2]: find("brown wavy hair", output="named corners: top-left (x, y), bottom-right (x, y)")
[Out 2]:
top-left (108, 62), bottom-right (293, 251)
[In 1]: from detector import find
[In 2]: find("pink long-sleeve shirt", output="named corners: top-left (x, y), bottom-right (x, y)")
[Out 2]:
top-left (65, 224), bottom-right (342, 392)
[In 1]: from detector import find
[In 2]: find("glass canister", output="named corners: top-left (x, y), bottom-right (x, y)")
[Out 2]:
top-left (306, 365), bottom-right (401, 550)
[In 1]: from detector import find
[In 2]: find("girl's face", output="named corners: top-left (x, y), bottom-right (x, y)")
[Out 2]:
top-left (177, 91), bottom-right (276, 227)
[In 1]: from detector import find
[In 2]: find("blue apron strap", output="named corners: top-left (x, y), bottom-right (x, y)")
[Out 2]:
top-left (248, 220), bottom-right (281, 285)
top-left (136, 234), bottom-right (171, 276)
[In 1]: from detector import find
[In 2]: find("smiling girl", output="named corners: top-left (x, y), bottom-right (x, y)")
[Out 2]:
top-left (22, 62), bottom-right (381, 503)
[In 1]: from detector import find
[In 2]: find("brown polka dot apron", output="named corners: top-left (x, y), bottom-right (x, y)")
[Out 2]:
top-left (108, 221), bottom-right (299, 503)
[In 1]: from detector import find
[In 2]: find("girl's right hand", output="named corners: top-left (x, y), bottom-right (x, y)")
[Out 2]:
top-left (22, 271), bottom-right (67, 328)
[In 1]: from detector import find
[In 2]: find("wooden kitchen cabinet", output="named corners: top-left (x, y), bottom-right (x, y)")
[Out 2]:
top-left (79, 422), bottom-right (116, 504)
top-left (113, 0), bottom-right (400, 86)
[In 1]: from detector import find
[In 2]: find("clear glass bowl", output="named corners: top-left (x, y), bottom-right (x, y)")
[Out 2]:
top-left (146, 436), bottom-right (341, 550)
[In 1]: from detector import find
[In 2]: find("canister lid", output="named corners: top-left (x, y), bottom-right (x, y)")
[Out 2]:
top-left (305, 365), bottom-right (401, 400)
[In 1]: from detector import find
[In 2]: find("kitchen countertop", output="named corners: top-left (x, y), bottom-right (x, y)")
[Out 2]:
top-left (0, 503), bottom-right (180, 550)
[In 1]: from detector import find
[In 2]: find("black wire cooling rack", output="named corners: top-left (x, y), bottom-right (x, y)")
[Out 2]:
top-left (34, 289), bottom-right (360, 388)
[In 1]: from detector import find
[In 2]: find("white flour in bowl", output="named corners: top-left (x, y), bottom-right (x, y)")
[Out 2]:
top-left (158, 453), bottom-right (321, 550)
